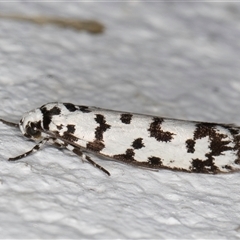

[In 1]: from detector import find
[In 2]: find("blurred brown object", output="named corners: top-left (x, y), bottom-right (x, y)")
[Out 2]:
top-left (0, 14), bottom-right (104, 34)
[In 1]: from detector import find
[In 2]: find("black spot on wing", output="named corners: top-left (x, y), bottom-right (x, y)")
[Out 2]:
top-left (148, 117), bottom-right (175, 142)
top-left (39, 117), bottom-right (50, 130)
top-left (223, 165), bottom-right (233, 171)
top-left (87, 140), bottom-right (105, 152)
top-left (60, 124), bottom-right (77, 142)
top-left (191, 158), bottom-right (219, 174)
top-left (113, 149), bottom-right (135, 162)
top-left (188, 123), bottom-right (239, 172)
top-left (193, 123), bottom-right (217, 139)
top-left (78, 106), bottom-right (91, 113)
top-left (120, 114), bottom-right (132, 124)
top-left (86, 115), bottom-right (110, 152)
top-left (132, 138), bottom-right (145, 149)
top-left (223, 125), bottom-right (240, 135)
top-left (95, 114), bottom-right (111, 141)
top-left (63, 103), bottom-right (77, 112)
top-left (67, 124), bottom-right (76, 134)
top-left (185, 139), bottom-right (195, 153)
top-left (49, 106), bottom-right (61, 115)
top-left (40, 106), bottom-right (61, 130)
top-left (194, 123), bottom-right (233, 155)
top-left (148, 156), bottom-right (162, 166)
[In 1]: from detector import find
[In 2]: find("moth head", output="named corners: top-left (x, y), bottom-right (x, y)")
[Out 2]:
top-left (19, 108), bottom-right (43, 140)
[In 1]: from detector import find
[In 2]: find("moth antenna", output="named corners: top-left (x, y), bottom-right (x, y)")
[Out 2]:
top-left (0, 119), bottom-right (19, 128)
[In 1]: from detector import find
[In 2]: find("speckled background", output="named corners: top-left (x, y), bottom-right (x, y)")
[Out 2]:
top-left (0, 2), bottom-right (240, 239)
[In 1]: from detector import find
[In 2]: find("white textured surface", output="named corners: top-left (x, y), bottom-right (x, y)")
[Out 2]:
top-left (0, 2), bottom-right (240, 239)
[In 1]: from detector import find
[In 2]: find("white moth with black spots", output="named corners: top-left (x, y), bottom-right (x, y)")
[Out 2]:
top-left (1, 102), bottom-right (240, 176)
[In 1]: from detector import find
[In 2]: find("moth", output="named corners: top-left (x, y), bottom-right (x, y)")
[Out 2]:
top-left (0, 102), bottom-right (240, 176)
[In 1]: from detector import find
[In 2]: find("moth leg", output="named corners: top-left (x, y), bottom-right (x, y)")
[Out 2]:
top-left (66, 145), bottom-right (110, 176)
top-left (84, 154), bottom-right (110, 176)
top-left (8, 138), bottom-right (51, 161)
